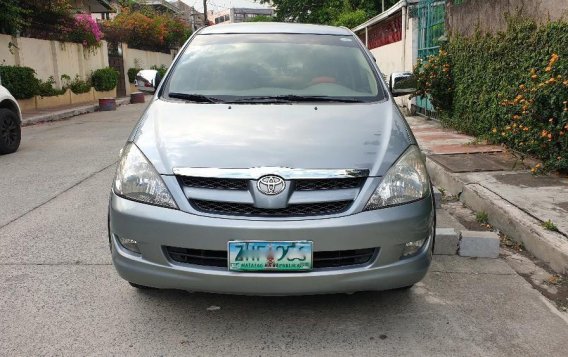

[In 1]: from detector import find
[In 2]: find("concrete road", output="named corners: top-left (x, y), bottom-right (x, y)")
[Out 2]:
top-left (1, 104), bottom-right (567, 356)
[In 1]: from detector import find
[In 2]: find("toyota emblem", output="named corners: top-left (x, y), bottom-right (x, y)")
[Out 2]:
top-left (257, 175), bottom-right (286, 195)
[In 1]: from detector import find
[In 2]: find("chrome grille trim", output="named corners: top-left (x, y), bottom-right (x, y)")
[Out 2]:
top-left (173, 167), bottom-right (369, 180)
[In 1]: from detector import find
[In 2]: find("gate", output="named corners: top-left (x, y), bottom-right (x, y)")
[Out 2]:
top-left (108, 42), bottom-right (126, 98)
top-left (415, 0), bottom-right (446, 117)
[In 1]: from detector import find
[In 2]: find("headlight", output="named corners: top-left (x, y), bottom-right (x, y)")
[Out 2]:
top-left (113, 143), bottom-right (178, 209)
top-left (364, 145), bottom-right (430, 210)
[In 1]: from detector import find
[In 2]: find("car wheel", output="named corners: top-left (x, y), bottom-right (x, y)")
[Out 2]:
top-left (128, 282), bottom-right (156, 290)
top-left (0, 108), bottom-right (21, 155)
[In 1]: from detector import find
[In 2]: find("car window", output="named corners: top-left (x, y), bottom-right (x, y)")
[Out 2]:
top-left (165, 33), bottom-right (383, 102)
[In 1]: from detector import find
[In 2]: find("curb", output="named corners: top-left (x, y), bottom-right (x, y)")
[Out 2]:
top-left (21, 97), bottom-right (132, 127)
top-left (427, 157), bottom-right (568, 274)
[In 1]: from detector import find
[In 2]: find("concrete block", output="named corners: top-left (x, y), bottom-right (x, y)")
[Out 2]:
top-left (433, 186), bottom-right (442, 209)
top-left (459, 231), bottom-right (500, 258)
top-left (434, 228), bottom-right (459, 255)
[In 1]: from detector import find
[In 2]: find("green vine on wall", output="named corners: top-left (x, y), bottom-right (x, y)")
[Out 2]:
top-left (413, 16), bottom-right (568, 173)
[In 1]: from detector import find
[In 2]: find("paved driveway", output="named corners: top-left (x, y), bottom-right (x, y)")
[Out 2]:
top-left (1, 104), bottom-right (567, 356)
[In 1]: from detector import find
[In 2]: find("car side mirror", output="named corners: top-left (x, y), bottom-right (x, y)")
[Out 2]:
top-left (389, 72), bottom-right (417, 97)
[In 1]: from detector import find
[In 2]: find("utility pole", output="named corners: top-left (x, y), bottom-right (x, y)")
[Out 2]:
top-left (382, 0), bottom-right (385, 12)
top-left (203, 0), bottom-right (208, 26)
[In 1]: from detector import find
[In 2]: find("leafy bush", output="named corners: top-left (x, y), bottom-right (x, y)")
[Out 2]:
top-left (0, 65), bottom-right (38, 99)
top-left (37, 76), bottom-right (66, 97)
top-left (128, 68), bottom-right (141, 84)
top-left (66, 75), bottom-right (92, 94)
top-left (414, 17), bottom-right (568, 172)
top-left (413, 49), bottom-right (453, 113)
top-left (91, 67), bottom-right (119, 91)
top-left (150, 65), bottom-right (167, 78)
top-left (489, 53), bottom-right (568, 172)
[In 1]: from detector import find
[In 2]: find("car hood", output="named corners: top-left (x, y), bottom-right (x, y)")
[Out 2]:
top-left (132, 99), bottom-right (413, 177)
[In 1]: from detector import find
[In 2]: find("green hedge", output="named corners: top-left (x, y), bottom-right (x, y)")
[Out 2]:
top-left (0, 65), bottom-right (39, 99)
top-left (150, 64), bottom-right (167, 79)
top-left (415, 17), bottom-right (568, 172)
top-left (91, 67), bottom-right (119, 91)
top-left (127, 68), bottom-right (140, 84)
top-left (445, 18), bottom-right (568, 136)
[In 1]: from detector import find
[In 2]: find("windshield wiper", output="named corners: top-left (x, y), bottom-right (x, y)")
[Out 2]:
top-left (229, 95), bottom-right (364, 104)
top-left (167, 92), bottom-right (224, 103)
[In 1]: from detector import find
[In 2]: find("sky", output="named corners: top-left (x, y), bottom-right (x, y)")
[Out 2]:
top-left (177, 0), bottom-right (272, 12)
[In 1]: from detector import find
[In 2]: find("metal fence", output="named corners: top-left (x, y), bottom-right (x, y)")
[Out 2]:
top-left (414, 0), bottom-right (446, 117)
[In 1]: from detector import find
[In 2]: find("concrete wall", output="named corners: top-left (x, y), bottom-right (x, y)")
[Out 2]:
top-left (447, 0), bottom-right (568, 36)
top-left (123, 46), bottom-right (174, 70)
top-left (0, 34), bottom-right (109, 88)
top-left (366, 13), bottom-right (417, 109)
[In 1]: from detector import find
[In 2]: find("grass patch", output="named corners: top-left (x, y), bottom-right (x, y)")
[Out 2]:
top-left (475, 211), bottom-right (489, 224)
top-left (542, 219), bottom-right (559, 232)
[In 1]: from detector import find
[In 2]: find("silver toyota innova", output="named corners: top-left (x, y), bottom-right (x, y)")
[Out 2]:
top-left (109, 23), bottom-right (435, 295)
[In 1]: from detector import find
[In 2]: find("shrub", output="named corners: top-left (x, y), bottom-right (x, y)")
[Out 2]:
top-left (489, 53), bottom-right (568, 172)
top-left (414, 17), bottom-right (568, 172)
top-left (0, 65), bottom-right (39, 99)
top-left (66, 75), bottom-right (92, 94)
top-left (37, 76), bottom-right (66, 97)
top-left (413, 49), bottom-right (453, 113)
top-left (128, 68), bottom-right (141, 84)
top-left (150, 64), bottom-right (167, 78)
top-left (91, 67), bottom-right (119, 91)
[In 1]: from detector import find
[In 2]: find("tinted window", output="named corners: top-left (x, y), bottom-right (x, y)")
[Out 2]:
top-left (165, 33), bottom-right (383, 102)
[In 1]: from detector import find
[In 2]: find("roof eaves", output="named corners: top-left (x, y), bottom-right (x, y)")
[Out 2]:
top-left (352, 0), bottom-right (419, 32)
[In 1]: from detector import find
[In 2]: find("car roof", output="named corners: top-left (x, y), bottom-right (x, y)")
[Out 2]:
top-left (198, 23), bottom-right (353, 36)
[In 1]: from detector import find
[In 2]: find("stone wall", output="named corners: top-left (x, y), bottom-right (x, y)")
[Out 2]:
top-left (447, 0), bottom-right (568, 36)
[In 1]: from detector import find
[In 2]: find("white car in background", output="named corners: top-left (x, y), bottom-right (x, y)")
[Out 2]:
top-left (0, 77), bottom-right (22, 155)
top-left (135, 69), bottom-right (160, 93)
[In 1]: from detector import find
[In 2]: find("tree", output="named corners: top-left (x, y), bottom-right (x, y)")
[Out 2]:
top-left (247, 15), bottom-right (276, 22)
top-left (0, 0), bottom-right (28, 35)
top-left (259, 0), bottom-right (399, 25)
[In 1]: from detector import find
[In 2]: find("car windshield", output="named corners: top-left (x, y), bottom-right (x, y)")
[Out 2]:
top-left (164, 33), bottom-right (383, 103)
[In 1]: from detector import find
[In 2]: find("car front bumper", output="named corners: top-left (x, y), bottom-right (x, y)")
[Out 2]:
top-left (109, 193), bottom-right (435, 295)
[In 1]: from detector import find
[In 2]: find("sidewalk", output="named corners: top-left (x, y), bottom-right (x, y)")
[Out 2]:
top-left (406, 115), bottom-right (568, 273)
top-left (21, 97), bottom-right (132, 126)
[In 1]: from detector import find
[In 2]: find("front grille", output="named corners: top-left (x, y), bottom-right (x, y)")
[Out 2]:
top-left (179, 177), bottom-right (248, 191)
top-left (166, 246), bottom-right (377, 269)
top-left (190, 200), bottom-right (351, 217)
top-left (295, 178), bottom-right (364, 191)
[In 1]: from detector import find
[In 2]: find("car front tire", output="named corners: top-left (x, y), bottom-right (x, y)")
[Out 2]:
top-left (0, 108), bottom-right (21, 155)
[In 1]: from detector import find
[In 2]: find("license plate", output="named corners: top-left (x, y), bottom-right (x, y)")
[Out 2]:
top-left (228, 241), bottom-right (313, 272)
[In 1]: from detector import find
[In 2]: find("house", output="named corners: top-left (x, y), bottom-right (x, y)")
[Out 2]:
top-left (133, 0), bottom-right (182, 14)
top-left (72, 0), bottom-right (116, 20)
top-left (211, 7), bottom-right (274, 25)
top-left (173, 1), bottom-right (206, 30)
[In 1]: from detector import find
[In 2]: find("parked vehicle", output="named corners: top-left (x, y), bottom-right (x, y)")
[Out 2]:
top-left (109, 23), bottom-right (434, 295)
top-left (0, 78), bottom-right (22, 155)
top-left (135, 69), bottom-right (161, 93)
